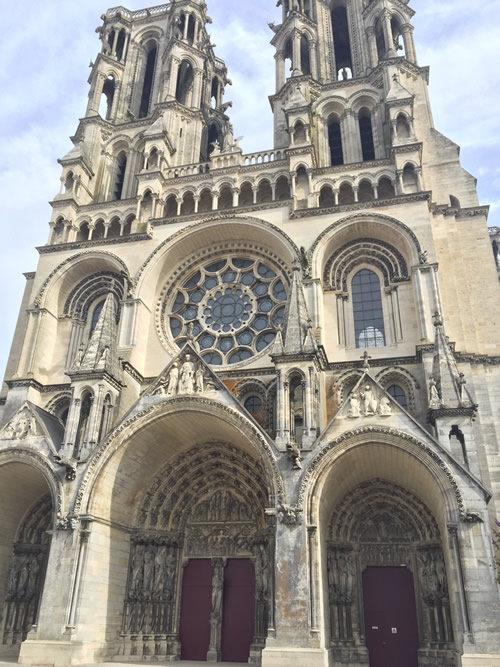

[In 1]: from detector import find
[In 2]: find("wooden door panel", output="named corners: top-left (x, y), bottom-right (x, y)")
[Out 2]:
top-left (221, 559), bottom-right (256, 663)
top-left (179, 559), bottom-right (213, 661)
top-left (363, 566), bottom-right (419, 667)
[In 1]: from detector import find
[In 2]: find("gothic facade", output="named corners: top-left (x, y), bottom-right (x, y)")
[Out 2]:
top-left (1, 1), bottom-right (500, 666)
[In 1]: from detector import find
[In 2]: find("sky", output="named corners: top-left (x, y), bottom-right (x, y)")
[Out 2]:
top-left (1, 0), bottom-right (499, 381)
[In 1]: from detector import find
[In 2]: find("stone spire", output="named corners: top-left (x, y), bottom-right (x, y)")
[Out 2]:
top-left (78, 294), bottom-right (120, 378)
top-left (429, 312), bottom-right (472, 409)
top-left (276, 263), bottom-right (316, 356)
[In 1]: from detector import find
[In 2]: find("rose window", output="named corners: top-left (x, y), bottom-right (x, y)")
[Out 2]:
top-left (168, 256), bottom-right (288, 365)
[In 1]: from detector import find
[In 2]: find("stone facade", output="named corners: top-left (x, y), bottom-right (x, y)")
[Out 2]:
top-left (1, 1), bottom-right (500, 666)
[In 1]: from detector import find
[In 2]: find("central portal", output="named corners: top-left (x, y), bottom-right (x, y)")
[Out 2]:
top-left (180, 558), bottom-right (256, 663)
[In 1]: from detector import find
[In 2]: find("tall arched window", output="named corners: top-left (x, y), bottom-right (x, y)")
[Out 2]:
top-left (358, 108), bottom-right (375, 161)
top-left (331, 3), bottom-right (353, 76)
top-left (352, 269), bottom-right (386, 348)
top-left (139, 44), bottom-right (158, 118)
top-left (328, 117), bottom-right (344, 166)
top-left (176, 60), bottom-right (194, 106)
top-left (289, 374), bottom-right (304, 444)
top-left (75, 392), bottom-right (93, 457)
top-left (300, 35), bottom-right (311, 76)
top-left (99, 76), bottom-right (116, 120)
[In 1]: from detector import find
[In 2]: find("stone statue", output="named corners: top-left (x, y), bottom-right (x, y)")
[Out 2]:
top-left (129, 545), bottom-right (145, 600)
top-left (347, 393), bottom-right (360, 418)
top-left (166, 362), bottom-right (179, 396)
top-left (379, 395), bottom-right (392, 416)
top-left (223, 122), bottom-right (234, 152)
top-left (428, 375), bottom-right (441, 408)
top-left (360, 385), bottom-right (378, 415)
top-left (299, 246), bottom-right (311, 278)
top-left (419, 250), bottom-right (428, 264)
top-left (196, 366), bottom-right (205, 393)
top-left (142, 545), bottom-right (155, 599)
top-left (97, 345), bottom-right (109, 367)
top-left (211, 565), bottom-right (224, 618)
top-left (75, 343), bottom-right (85, 368)
top-left (179, 355), bottom-right (196, 394)
top-left (26, 555), bottom-right (40, 599)
top-left (287, 441), bottom-right (303, 469)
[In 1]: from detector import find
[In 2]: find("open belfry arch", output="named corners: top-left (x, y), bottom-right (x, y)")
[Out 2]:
top-left (1, 0), bottom-right (500, 666)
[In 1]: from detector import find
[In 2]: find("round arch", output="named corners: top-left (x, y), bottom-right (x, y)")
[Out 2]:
top-left (310, 213), bottom-right (422, 280)
top-left (34, 251), bottom-right (130, 313)
top-left (131, 216), bottom-right (300, 306)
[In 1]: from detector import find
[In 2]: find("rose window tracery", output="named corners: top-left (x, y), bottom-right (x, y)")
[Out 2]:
top-left (167, 256), bottom-right (288, 365)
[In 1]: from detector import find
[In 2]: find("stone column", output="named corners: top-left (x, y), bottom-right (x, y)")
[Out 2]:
top-left (309, 40), bottom-right (318, 79)
top-left (401, 24), bottom-right (417, 64)
top-left (292, 30), bottom-right (302, 75)
top-left (168, 57), bottom-right (180, 99)
top-left (275, 51), bottom-right (286, 91)
top-left (366, 27), bottom-right (378, 68)
top-left (192, 68), bottom-right (203, 108)
top-left (412, 265), bottom-right (431, 342)
top-left (262, 520), bottom-right (327, 666)
top-left (382, 10), bottom-right (396, 58)
top-left (211, 191), bottom-right (219, 210)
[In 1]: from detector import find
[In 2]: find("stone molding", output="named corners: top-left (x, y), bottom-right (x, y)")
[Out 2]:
top-left (297, 425), bottom-right (468, 517)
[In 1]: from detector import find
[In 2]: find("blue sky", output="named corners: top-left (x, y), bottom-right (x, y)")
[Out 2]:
top-left (1, 0), bottom-right (499, 380)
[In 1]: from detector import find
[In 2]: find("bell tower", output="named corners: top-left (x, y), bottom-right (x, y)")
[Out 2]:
top-left (269, 0), bottom-right (420, 177)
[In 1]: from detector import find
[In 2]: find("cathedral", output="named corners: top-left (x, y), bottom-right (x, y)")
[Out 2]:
top-left (1, 1), bottom-right (500, 666)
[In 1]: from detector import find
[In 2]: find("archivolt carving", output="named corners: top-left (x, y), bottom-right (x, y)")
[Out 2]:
top-left (137, 441), bottom-right (269, 532)
top-left (63, 271), bottom-right (126, 320)
top-left (323, 237), bottom-right (410, 290)
top-left (310, 213), bottom-right (422, 272)
top-left (34, 251), bottom-right (131, 308)
top-left (131, 216), bottom-right (301, 296)
top-left (329, 480), bottom-right (440, 544)
top-left (0, 448), bottom-right (63, 520)
top-left (298, 426), bottom-right (466, 517)
top-left (75, 397), bottom-right (285, 516)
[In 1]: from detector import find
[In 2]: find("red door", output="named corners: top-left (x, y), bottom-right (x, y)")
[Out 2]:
top-left (221, 559), bottom-right (256, 663)
top-left (363, 567), bottom-right (419, 667)
top-left (179, 559), bottom-right (213, 661)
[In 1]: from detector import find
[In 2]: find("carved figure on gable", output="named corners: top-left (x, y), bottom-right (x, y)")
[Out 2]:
top-left (196, 366), bottom-right (205, 393)
top-left (360, 384), bottom-right (378, 416)
top-left (179, 355), bottom-right (196, 394)
top-left (379, 396), bottom-right (392, 416)
top-left (2, 410), bottom-right (38, 440)
top-left (347, 392), bottom-right (360, 418)
top-left (167, 362), bottom-right (180, 396)
top-left (299, 247), bottom-right (311, 279)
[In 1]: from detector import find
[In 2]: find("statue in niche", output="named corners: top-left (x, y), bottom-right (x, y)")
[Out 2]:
top-left (428, 375), bottom-right (441, 408)
top-left (179, 355), bottom-right (196, 394)
top-left (75, 343), bottom-right (85, 368)
top-left (25, 555), bottom-right (40, 600)
top-left (347, 392), bottom-right (360, 418)
top-left (97, 345), bottom-right (109, 368)
top-left (153, 545), bottom-right (167, 595)
top-left (378, 396), bottom-right (392, 416)
top-left (299, 246), bottom-right (311, 279)
top-left (142, 545), bottom-right (155, 600)
top-left (360, 384), bottom-right (378, 416)
top-left (338, 551), bottom-right (354, 604)
top-left (16, 556), bottom-right (29, 599)
top-left (129, 544), bottom-right (145, 600)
